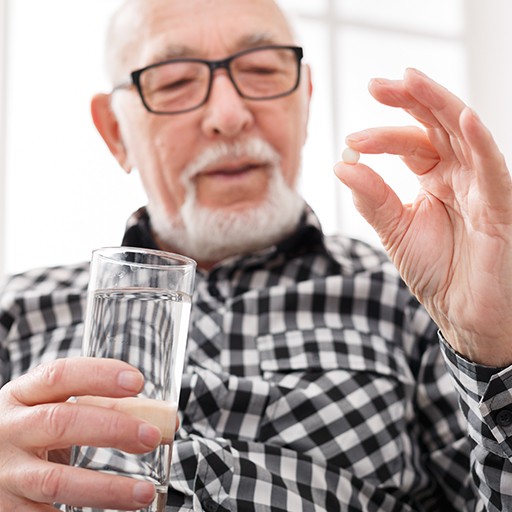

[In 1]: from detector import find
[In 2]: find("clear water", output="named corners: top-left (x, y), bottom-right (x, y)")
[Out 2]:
top-left (67, 288), bottom-right (191, 512)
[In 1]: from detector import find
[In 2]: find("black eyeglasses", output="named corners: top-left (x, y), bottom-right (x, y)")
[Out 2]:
top-left (112, 45), bottom-right (303, 115)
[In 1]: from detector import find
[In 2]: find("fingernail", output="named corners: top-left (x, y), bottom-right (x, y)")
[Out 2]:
top-left (133, 481), bottom-right (155, 504)
top-left (467, 106), bottom-right (481, 121)
top-left (346, 130), bottom-right (369, 143)
top-left (139, 423), bottom-right (162, 448)
top-left (369, 77), bottom-right (385, 86)
top-left (406, 67), bottom-right (423, 77)
top-left (118, 370), bottom-right (143, 392)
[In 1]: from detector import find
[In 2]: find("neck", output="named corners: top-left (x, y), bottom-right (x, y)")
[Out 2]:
top-left (153, 231), bottom-right (218, 271)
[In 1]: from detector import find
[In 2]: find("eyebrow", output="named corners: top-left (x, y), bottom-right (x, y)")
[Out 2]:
top-left (237, 32), bottom-right (287, 49)
top-left (148, 32), bottom-right (288, 63)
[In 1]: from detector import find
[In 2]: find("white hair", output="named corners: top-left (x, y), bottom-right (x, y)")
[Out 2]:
top-left (147, 138), bottom-right (304, 263)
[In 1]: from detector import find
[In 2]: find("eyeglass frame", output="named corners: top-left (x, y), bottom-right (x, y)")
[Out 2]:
top-left (111, 44), bottom-right (304, 115)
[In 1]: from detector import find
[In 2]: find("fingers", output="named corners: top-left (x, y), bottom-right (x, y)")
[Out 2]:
top-left (459, 107), bottom-right (512, 214)
top-left (346, 126), bottom-right (439, 175)
top-left (368, 69), bottom-right (471, 164)
top-left (368, 76), bottom-right (441, 129)
top-left (1, 503), bottom-right (56, 512)
top-left (76, 396), bottom-right (178, 444)
top-left (369, 69), bottom-right (467, 135)
top-left (333, 160), bottom-right (405, 247)
top-left (8, 357), bottom-right (144, 406)
top-left (2, 358), bottom-right (159, 453)
top-left (351, 68), bottom-right (511, 190)
top-left (11, 401), bottom-right (162, 453)
top-left (0, 360), bottom-right (162, 510)
top-left (14, 460), bottom-right (155, 510)
top-left (402, 68), bottom-right (467, 136)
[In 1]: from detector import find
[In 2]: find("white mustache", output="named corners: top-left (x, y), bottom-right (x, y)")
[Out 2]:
top-left (180, 138), bottom-right (281, 185)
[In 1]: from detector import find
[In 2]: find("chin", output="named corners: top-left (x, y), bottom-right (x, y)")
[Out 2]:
top-left (148, 172), bottom-right (305, 263)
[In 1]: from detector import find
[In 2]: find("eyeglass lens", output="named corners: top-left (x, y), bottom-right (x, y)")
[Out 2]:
top-left (138, 47), bottom-right (300, 114)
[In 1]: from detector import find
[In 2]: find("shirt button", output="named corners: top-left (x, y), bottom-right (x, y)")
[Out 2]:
top-left (203, 499), bottom-right (219, 512)
top-left (495, 408), bottom-right (512, 427)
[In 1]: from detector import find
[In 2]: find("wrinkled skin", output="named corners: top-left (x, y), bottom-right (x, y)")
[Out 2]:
top-left (0, 0), bottom-right (312, 508)
top-left (0, 358), bottom-right (162, 510)
top-left (335, 68), bottom-right (512, 367)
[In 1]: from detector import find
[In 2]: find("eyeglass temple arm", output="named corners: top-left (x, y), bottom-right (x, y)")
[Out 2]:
top-left (111, 80), bottom-right (133, 93)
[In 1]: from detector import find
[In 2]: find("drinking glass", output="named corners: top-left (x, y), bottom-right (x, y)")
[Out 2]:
top-left (67, 247), bottom-right (196, 512)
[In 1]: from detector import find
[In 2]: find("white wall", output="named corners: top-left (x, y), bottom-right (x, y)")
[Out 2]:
top-left (465, 0), bottom-right (512, 165)
top-left (0, 0), bottom-right (7, 277)
top-left (0, 1), bottom-right (511, 278)
top-left (2, 0), bottom-right (145, 277)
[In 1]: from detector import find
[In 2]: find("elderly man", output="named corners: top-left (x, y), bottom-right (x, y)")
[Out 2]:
top-left (1, 0), bottom-right (511, 510)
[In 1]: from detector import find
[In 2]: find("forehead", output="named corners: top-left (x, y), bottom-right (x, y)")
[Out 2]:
top-left (112, 0), bottom-right (295, 70)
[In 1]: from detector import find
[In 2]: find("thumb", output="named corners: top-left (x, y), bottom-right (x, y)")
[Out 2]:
top-left (333, 161), bottom-right (404, 246)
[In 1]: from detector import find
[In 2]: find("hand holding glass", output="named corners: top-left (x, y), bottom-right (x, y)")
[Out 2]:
top-left (67, 247), bottom-right (196, 512)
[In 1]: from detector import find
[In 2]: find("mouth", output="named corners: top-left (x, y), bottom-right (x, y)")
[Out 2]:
top-left (196, 160), bottom-right (271, 180)
top-left (190, 155), bottom-right (276, 209)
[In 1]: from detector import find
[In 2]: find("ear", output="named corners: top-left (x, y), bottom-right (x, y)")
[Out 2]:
top-left (91, 93), bottom-right (131, 173)
top-left (300, 64), bottom-right (313, 145)
top-left (304, 63), bottom-right (313, 98)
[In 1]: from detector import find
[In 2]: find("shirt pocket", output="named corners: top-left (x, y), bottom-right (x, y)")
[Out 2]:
top-left (255, 327), bottom-right (415, 488)
top-left (256, 327), bottom-right (414, 384)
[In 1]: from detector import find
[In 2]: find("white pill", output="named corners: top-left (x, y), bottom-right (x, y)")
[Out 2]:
top-left (341, 147), bottom-right (360, 165)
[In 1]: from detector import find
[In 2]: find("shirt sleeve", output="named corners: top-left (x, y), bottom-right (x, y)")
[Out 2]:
top-left (0, 265), bottom-right (88, 388)
top-left (439, 333), bottom-right (512, 511)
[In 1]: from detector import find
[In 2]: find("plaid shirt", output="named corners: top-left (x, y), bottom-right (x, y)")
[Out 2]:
top-left (1, 206), bottom-right (511, 511)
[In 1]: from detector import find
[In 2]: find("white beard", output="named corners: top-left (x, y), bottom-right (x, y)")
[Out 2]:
top-left (147, 138), bottom-right (304, 263)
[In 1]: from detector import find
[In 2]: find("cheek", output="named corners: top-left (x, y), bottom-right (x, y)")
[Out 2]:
top-left (131, 131), bottom-right (188, 215)
top-left (117, 106), bottom-right (199, 215)
top-left (260, 104), bottom-right (305, 186)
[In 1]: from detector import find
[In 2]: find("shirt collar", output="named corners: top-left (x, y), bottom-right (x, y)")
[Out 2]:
top-left (121, 204), bottom-right (332, 271)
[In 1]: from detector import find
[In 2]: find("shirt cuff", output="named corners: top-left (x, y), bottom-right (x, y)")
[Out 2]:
top-left (439, 332), bottom-right (512, 458)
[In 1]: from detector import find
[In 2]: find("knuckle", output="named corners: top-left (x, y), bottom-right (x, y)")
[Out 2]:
top-left (0, 452), bottom-right (16, 490)
top-left (106, 410), bottom-right (129, 439)
top-left (39, 464), bottom-right (66, 502)
top-left (30, 402), bottom-right (76, 446)
top-left (100, 410), bottom-right (142, 452)
top-left (42, 402), bottom-right (76, 440)
top-left (1, 379), bottom-right (23, 406)
top-left (0, 379), bottom-right (13, 398)
top-left (37, 359), bottom-right (67, 389)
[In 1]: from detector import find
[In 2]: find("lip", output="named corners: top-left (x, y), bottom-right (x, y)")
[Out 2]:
top-left (195, 160), bottom-right (270, 180)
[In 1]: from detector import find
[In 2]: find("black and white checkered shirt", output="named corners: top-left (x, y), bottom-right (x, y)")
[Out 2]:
top-left (1, 206), bottom-right (511, 511)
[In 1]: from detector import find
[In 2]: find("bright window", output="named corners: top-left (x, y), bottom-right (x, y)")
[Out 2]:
top-left (1, 0), bottom-right (510, 277)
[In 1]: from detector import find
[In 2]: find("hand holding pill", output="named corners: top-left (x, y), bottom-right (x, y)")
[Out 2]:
top-left (332, 67), bottom-right (512, 367)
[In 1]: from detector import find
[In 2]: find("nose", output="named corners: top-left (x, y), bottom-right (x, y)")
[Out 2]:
top-left (201, 71), bottom-right (254, 139)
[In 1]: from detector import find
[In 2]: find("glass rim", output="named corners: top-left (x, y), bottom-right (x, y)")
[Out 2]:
top-left (92, 246), bottom-right (197, 271)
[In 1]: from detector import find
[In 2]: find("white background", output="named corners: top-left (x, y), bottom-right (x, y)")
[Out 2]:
top-left (0, 0), bottom-right (511, 278)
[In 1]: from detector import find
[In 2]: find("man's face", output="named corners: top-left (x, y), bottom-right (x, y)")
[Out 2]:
top-left (102, 0), bottom-right (311, 262)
